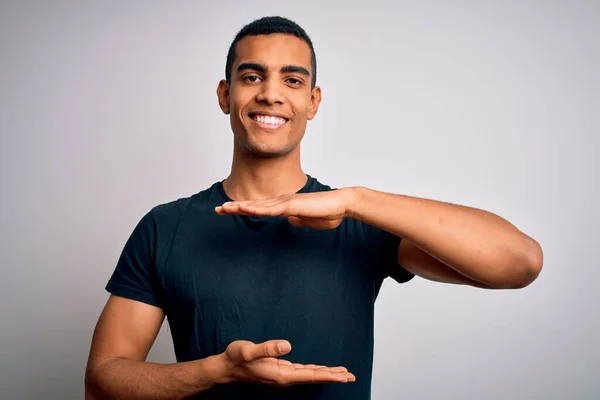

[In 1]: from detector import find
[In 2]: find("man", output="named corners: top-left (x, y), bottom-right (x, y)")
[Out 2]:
top-left (85, 16), bottom-right (543, 400)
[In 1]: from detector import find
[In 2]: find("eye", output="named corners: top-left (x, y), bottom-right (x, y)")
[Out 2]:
top-left (242, 75), bottom-right (262, 83)
top-left (286, 77), bottom-right (303, 86)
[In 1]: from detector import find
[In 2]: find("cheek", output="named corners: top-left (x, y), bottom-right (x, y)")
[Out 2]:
top-left (229, 101), bottom-right (248, 129)
top-left (230, 97), bottom-right (244, 116)
top-left (229, 87), bottom-right (252, 114)
top-left (292, 96), bottom-right (312, 118)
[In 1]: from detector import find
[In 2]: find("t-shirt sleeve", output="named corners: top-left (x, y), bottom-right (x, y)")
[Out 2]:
top-left (363, 223), bottom-right (415, 284)
top-left (105, 211), bottom-right (163, 308)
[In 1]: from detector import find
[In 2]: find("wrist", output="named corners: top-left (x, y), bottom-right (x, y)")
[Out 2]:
top-left (342, 186), bottom-right (367, 220)
top-left (207, 352), bottom-right (234, 385)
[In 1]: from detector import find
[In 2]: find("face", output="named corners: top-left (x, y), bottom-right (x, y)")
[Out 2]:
top-left (217, 34), bottom-right (321, 158)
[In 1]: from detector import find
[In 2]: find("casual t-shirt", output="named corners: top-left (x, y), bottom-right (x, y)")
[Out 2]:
top-left (106, 175), bottom-right (414, 399)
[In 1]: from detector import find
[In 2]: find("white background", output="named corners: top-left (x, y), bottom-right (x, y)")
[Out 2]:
top-left (1, 1), bottom-right (598, 398)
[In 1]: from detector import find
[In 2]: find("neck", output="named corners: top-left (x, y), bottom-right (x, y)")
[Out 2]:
top-left (223, 144), bottom-right (307, 201)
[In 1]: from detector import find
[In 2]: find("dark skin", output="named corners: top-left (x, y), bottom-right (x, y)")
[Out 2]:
top-left (85, 33), bottom-right (543, 399)
top-left (85, 35), bottom-right (353, 400)
top-left (216, 34), bottom-right (321, 202)
top-left (216, 34), bottom-right (543, 291)
top-left (217, 35), bottom-right (321, 160)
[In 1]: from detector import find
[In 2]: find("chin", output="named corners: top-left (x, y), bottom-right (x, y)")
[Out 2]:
top-left (243, 140), bottom-right (297, 158)
top-left (232, 126), bottom-right (301, 158)
top-left (247, 145), bottom-right (294, 158)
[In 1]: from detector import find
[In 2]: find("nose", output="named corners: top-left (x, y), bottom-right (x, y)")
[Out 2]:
top-left (255, 78), bottom-right (284, 105)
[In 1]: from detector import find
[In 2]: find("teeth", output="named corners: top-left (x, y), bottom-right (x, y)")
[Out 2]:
top-left (253, 115), bottom-right (286, 125)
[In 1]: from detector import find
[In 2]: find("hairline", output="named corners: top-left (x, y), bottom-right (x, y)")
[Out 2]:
top-left (228, 33), bottom-right (317, 88)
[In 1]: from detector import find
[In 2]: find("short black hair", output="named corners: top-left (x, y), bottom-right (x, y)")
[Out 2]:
top-left (225, 16), bottom-right (317, 89)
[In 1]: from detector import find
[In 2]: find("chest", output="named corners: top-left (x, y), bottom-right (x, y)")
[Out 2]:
top-left (157, 215), bottom-right (380, 364)
top-left (158, 216), bottom-right (376, 313)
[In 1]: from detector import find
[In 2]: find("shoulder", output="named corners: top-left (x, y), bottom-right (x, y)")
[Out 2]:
top-left (129, 182), bottom-right (224, 246)
top-left (305, 175), bottom-right (336, 193)
top-left (149, 182), bottom-right (222, 222)
top-left (138, 182), bottom-right (223, 260)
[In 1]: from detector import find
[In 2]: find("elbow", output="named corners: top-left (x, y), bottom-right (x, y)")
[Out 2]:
top-left (508, 238), bottom-right (544, 289)
top-left (84, 374), bottom-right (99, 400)
top-left (485, 239), bottom-right (543, 290)
top-left (85, 365), bottom-right (101, 400)
top-left (85, 358), bottom-right (112, 400)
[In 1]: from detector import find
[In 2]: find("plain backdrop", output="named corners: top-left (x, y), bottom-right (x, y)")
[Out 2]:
top-left (1, 1), bottom-right (598, 399)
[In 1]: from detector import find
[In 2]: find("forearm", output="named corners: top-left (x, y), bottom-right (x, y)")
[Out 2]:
top-left (346, 187), bottom-right (542, 287)
top-left (85, 354), bottom-right (229, 400)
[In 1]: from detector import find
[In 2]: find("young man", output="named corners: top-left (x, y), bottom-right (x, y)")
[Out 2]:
top-left (85, 16), bottom-right (543, 400)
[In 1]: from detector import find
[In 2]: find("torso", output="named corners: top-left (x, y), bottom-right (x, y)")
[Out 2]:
top-left (148, 177), bottom-right (398, 399)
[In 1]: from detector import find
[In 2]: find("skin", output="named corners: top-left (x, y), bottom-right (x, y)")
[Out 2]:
top-left (85, 297), bottom-right (354, 400)
top-left (85, 34), bottom-right (353, 400)
top-left (217, 34), bottom-right (320, 159)
top-left (215, 34), bottom-right (322, 202)
top-left (85, 32), bottom-right (544, 399)
top-left (214, 34), bottom-right (543, 290)
top-left (216, 187), bottom-right (544, 289)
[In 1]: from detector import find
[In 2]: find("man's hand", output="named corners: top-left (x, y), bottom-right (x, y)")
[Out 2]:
top-left (219, 340), bottom-right (355, 386)
top-left (215, 190), bottom-right (354, 230)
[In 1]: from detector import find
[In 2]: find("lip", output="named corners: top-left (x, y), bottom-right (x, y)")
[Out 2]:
top-left (248, 111), bottom-right (290, 121)
top-left (250, 117), bottom-right (288, 131)
top-left (248, 112), bottom-right (289, 131)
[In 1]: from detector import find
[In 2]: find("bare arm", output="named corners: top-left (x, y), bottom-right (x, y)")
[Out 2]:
top-left (216, 187), bottom-right (544, 289)
top-left (84, 295), bottom-right (227, 400)
top-left (348, 187), bottom-right (543, 289)
top-left (85, 295), bottom-right (355, 399)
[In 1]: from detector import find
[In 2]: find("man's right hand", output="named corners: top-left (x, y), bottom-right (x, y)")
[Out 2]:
top-left (219, 340), bottom-right (356, 386)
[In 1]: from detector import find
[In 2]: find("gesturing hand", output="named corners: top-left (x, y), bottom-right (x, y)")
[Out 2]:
top-left (215, 189), bottom-right (355, 230)
top-left (220, 340), bottom-right (355, 386)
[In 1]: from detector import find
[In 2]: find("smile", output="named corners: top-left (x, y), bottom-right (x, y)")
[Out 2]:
top-left (250, 114), bottom-right (288, 130)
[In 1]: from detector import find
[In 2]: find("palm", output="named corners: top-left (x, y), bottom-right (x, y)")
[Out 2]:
top-left (244, 357), bottom-right (330, 385)
top-left (224, 340), bottom-right (354, 386)
top-left (216, 191), bottom-right (350, 230)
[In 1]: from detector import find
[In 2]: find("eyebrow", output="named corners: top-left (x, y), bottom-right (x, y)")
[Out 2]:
top-left (237, 63), bottom-right (310, 77)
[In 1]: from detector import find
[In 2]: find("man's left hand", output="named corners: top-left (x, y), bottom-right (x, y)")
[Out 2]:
top-left (215, 189), bottom-right (355, 230)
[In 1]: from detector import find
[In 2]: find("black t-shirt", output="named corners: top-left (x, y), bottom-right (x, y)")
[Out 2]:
top-left (106, 175), bottom-right (414, 399)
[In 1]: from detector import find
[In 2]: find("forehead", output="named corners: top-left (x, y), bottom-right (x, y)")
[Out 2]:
top-left (234, 34), bottom-right (312, 71)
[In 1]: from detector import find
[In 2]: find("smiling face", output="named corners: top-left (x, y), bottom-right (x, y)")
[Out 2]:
top-left (217, 34), bottom-right (322, 158)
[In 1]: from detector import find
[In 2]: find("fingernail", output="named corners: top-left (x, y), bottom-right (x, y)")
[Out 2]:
top-left (277, 342), bottom-right (291, 353)
top-left (222, 202), bottom-right (232, 206)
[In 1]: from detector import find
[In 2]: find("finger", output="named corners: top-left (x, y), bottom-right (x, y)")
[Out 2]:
top-left (215, 206), bottom-right (228, 215)
top-left (299, 364), bottom-right (323, 369)
top-left (217, 202), bottom-right (275, 217)
top-left (238, 203), bottom-right (287, 217)
top-left (220, 198), bottom-right (276, 209)
top-left (315, 366), bottom-right (348, 373)
top-left (261, 358), bottom-right (293, 366)
top-left (239, 340), bottom-right (291, 362)
top-left (245, 202), bottom-right (284, 214)
top-left (287, 216), bottom-right (305, 227)
top-left (298, 216), bottom-right (342, 230)
top-left (244, 198), bottom-right (284, 207)
top-left (216, 201), bottom-right (252, 214)
top-left (287, 366), bottom-right (352, 384)
top-left (290, 363), bottom-right (346, 372)
top-left (215, 205), bottom-right (246, 216)
top-left (216, 201), bottom-right (247, 213)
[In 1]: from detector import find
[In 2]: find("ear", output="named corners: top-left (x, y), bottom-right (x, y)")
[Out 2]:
top-left (217, 80), bottom-right (231, 114)
top-left (307, 86), bottom-right (322, 120)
